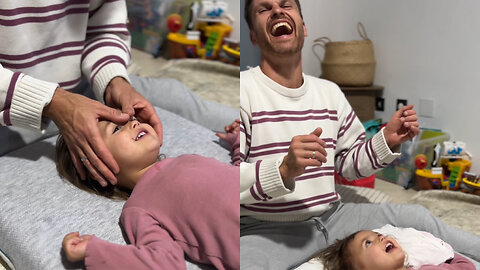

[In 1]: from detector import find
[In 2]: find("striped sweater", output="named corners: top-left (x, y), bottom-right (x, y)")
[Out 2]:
top-left (0, 0), bottom-right (131, 130)
top-left (240, 66), bottom-right (400, 222)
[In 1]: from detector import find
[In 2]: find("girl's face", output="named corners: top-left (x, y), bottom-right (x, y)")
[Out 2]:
top-left (98, 119), bottom-right (161, 174)
top-left (348, 231), bottom-right (405, 270)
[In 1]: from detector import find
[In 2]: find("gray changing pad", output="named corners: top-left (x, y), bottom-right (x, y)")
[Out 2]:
top-left (0, 107), bottom-right (231, 270)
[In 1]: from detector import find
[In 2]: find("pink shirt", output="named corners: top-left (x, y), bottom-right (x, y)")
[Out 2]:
top-left (409, 253), bottom-right (475, 270)
top-left (85, 154), bottom-right (240, 270)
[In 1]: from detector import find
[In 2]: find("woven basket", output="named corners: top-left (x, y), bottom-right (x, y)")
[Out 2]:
top-left (313, 22), bottom-right (376, 86)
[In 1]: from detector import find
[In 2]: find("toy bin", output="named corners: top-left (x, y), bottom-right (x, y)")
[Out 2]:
top-left (376, 130), bottom-right (449, 189)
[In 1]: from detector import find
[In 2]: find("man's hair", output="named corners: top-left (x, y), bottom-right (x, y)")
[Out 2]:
top-left (244, 0), bottom-right (303, 29)
top-left (55, 134), bottom-right (130, 200)
top-left (314, 231), bottom-right (359, 270)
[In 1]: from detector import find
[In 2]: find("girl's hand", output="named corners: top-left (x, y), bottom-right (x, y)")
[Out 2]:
top-left (216, 118), bottom-right (241, 145)
top-left (62, 232), bottom-right (92, 262)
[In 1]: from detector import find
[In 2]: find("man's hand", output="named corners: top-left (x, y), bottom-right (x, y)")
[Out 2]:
top-left (44, 88), bottom-right (130, 187)
top-left (279, 128), bottom-right (328, 182)
top-left (105, 77), bottom-right (162, 140)
top-left (383, 104), bottom-right (420, 149)
top-left (62, 232), bottom-right (92, 263)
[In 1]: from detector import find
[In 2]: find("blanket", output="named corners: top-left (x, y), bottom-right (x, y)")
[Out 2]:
top-left (409, 190), bottom-right (480, 238)
top-left (135, 58), bottom-right (240, 108)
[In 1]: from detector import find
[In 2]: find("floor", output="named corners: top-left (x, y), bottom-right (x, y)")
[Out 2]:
top-left (375, 178), bottom-right (418, 203)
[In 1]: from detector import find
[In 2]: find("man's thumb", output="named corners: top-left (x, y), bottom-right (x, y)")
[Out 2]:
top-left (310, 127), bottom-right (323, 137)
top-left (100, 107), bottom-right (130, 123)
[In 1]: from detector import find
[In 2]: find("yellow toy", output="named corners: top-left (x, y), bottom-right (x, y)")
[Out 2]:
top-left (439, 158), bottom-right (472, 190)
top-left (166, 0), bottom-right (235, 60)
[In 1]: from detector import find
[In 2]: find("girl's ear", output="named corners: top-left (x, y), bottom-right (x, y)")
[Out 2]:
top-left (303, 22), bottom-right (307, 37)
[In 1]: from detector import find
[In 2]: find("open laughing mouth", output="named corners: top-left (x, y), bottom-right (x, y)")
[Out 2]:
top-left (385, 242), bottom-right (395, 253)
top-left (135, 130), bottom-right (148, 141)
top-left (270, 21), bottom-right (293, 37)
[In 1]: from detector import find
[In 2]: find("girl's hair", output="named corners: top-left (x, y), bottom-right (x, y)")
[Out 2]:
top-left (315, 231), bottom-right (359, 270)
top-left (55, 134), bottom-right (130, 200)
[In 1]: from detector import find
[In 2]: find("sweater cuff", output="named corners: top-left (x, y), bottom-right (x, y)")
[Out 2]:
top-left (10, 74), bottom-right (57, 131)
top-left (84, 235), bottom-right (106, 268)
top-left (92, 62), bottom-right (131, 103)
top-left (258, 157), bottom-right (294, 198)
top-left (372, 127), bottom-right (402, 164)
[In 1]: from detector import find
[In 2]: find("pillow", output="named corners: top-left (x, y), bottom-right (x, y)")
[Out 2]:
top-left (0, 107), bottom-right (228, 270)
top-left (374, 224), bottom-right (454, 269)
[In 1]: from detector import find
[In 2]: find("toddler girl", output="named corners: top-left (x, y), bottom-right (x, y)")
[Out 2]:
top-left (317, 227), bottom-right (474, 270)
top-left (56, 117), bottom-right (240, 270)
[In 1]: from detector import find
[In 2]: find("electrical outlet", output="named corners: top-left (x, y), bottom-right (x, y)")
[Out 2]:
top-left (396, 99), bottom-right (408, 110)
top-left (375, 97), bottom-right (385, 111)
top-left (419, 98), bottom-right (434, 118)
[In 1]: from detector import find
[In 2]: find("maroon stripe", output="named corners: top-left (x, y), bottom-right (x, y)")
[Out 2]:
top-left (58, 77), bottom-right (82, 89)
top-left (249, 186), bottom-right (263, 201)
top-left (3, 110), bottom-right (11, 126)
top-left (0, 41), bottom-right (84, 61)
top-left (302, 166), bottom-right (335, 175)
top-left (1, 49), bottom-right (82, 69)
top-left (86, 30), bottom-right (131, 38)
top-left (85, 37), bottom-right (130, 56)
top-left (250, 141), bottom-right (290, 151)
top-left (252, 192), bottom-right (336, 207)
top-left (87, 23), bottom-right (127, 31)
top-left (242, 194), bottom-right (339, 213)
top-left (354, 143), bottom-right (363, 178)
top-left (89, 59), bottom-right (122, 86)
top-left (365, 139), bottom-right (377, 170)
top-left (248, 148), bottom-right (288, 158)
top-left (0, 1), bottom-right (88, 16)
top-left (252, 115), bottom-right (338, 125)
top-left (91, 55), bottom-right (126, 72)
top-left (254, 160), bottom-right (271, 200)
top-left (252, 109), bottom-right (337, 117)
top-left (295, 171), bottom-right (335, 181)
top-left (0, 8), bottom-right (89, 26)
top-left (88, 0), bottom-right (122, 17)
top-left (81, 41), bottom-right (127, 62)
top-left (3, 72), bottom-right (21, 111)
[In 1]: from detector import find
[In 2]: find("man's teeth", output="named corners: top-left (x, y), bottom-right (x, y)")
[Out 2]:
top-left (136, 131), bottom-right (146, 141)
top-left (272, 22), bottom-right (292, 33)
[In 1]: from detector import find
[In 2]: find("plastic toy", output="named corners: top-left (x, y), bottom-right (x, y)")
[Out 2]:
top-left (415, 140), bottom-right (475, 192)
top-left (166, 0), bottom-right (237, 60)
top-left (461, 172), bottom-right (480, 195)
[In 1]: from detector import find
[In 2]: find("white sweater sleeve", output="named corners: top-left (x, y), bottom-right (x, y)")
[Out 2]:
top-left (81, 0), bottom-right (131, 103)
top-left (0, 64), bottom-right (57, 130)
top-left (239, 104), bottom-right (294, 205)
top-left (334, 98), bottom-right (400, 180)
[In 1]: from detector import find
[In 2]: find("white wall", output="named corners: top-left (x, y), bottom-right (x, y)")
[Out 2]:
top-left (224, 0), bottom-right (240, 41)
top-left (241, 0), bottom-right (480, 171)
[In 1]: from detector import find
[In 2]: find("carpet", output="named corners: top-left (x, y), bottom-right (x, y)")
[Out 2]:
top-left (409, 190), bottom-right (480, 238)
top-left (149, 58), bottom-right (240, 108)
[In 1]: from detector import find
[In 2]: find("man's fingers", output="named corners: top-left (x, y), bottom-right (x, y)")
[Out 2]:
top-left (66, 142), bottom-right (87, 180)
top-left (85, 135), bottom-right (118, 185)
top-left (310, 127), bottom-right (323, 137)
top-left (99, 107), bottom-right (130, 124)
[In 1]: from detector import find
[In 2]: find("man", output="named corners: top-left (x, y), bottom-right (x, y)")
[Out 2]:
top-left (0, 0), bottom-right (236, 187)
top-left (240, 0), bottom-right (480, 269)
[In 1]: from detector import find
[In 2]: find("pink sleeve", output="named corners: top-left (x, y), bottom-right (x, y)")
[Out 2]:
top-left (84, 207), bottom-right (186, 270)
top-left (222, 132), bottom-right (241, 166)
top-left (417, 253), bottom-right (475, 270)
